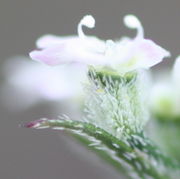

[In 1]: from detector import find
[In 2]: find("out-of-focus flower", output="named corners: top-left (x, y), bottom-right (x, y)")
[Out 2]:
top-left (30, 15), bottom-right (170, 75)
top-left (151, 82), bottom-right (174, 118)
top-left (151, 56), bottom-right (180, 119)
top-left (172, 56), bottom-right (180, 88)
top-left (1, 56), bottom-right (87, 110)
top-left (172, 56), bottom-right (180, 115)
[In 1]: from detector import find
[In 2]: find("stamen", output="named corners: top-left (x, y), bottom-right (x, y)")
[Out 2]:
top-left (78, 15), bottom-right (95, 38)
top-left (123, 14), bottom-right (144, 39)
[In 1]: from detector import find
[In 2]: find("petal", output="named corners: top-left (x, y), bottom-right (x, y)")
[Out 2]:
top-left (30, 44), bottom-right (71, 65)
top-left (128, 39), bottom-right (170, 69)
top-left (30, 37), bottom-right (107, 66)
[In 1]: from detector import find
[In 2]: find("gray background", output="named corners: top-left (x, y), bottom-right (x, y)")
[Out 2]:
top-left (0, 0), bottom-right (180, 179)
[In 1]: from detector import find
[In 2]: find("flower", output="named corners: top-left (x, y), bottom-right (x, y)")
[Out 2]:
top-left (151, 56), bottom-right (180, 119)
top-left (172, 56), bottom-right (180, 87)
top-left (151, 82), bottom-right (174, 118)
top-left (30, 15), bottom-right (170, 74)
top-left (1, 56), bottom-right (87, 110)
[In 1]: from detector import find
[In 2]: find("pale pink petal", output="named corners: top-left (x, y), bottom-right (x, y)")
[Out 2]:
top-left (30, 37), bottom-right (107, 66)
top-left (137, 39), bottom-right (170, 68)
top-left (30, 44), bottom-right (72, 66)
top-left (125, 39), bottom-right (170, 70)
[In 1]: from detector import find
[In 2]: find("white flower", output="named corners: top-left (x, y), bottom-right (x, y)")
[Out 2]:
top-left (151, 82), bottom-right (174, 117)
top-left (1, 56), bottom-right (87, 110)
top-left (151, 56), bottom-right (180, 117)
top-left (30, 15), bottom-right (170, 75)
top-left (172, 56), bottom-right (180, 87)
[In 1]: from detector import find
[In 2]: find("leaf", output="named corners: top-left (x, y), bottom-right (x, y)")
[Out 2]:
top-left (72, 134), bottom-right (130, 179)
top-left (24, 118), bottom-right (173, 179)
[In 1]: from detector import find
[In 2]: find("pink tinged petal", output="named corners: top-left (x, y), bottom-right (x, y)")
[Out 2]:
top-left (122, 15), bottom-right (170, 70)
top-left (30, 44), bottom-right (68, 66)
top-left (30, 37), bottom-right (107, 66)
top-left (30, 42), bottom-right (87, 66)
top-left (31, 15), bottom-right (107, 67)
top-left (131, 39), bottom-right (170, 69)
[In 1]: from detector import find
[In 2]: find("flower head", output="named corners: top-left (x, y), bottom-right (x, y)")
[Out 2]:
top-left (30, 15), bottom-right (170, 74)
top-left (1, 56), bottom-right (87, 110)
top-left (151, 56), bottom-right (180, 119)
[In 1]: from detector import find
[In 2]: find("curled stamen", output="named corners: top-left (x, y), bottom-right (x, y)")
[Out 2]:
top-left (123, 14), bottom-right (144, 39)
top-left (78, 15), bottom-right (95, 39)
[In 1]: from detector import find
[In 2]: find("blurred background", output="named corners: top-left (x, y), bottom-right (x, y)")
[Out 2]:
top-left (0, 0), bottom-right (180, 178)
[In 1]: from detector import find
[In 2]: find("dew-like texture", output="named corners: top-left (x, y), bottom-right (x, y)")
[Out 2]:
top-left (84, 69), bottom-right (150, 140)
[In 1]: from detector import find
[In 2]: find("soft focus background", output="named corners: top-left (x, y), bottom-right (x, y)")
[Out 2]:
top-left (0, 0), bottom-right (180, 179)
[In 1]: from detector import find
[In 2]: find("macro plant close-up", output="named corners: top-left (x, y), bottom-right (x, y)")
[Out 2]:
top-left (23, 14), bottom-right (179, 179)
top-left (1, 0), bottom-right (180, 179)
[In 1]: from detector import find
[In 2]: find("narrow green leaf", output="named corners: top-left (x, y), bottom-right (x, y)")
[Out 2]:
top-left (25, 119), bottom-right (175, 179)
